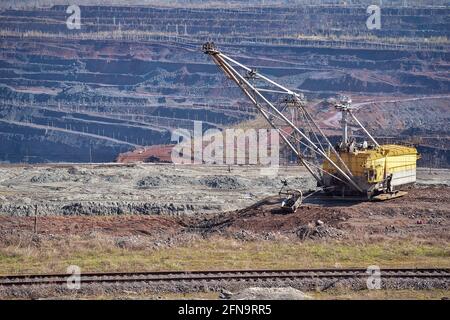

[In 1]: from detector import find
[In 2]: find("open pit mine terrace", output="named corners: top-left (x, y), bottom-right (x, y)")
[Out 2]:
top-left (0, 3), bottom-right (449, 299)
top-left (0, 4), bottom-right (449, 165)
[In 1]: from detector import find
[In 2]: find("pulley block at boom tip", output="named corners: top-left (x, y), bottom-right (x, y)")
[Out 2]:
top-left (202, 42), bottom-right (219, 55)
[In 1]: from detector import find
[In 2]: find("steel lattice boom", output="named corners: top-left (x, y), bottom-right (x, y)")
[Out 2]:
top-left (202, 42), bottom-right (363, 193)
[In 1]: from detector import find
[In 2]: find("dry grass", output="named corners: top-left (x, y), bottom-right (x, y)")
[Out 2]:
top-left (0, 234), bottom-right (448, 275)
top-left (230, 114), bottom-right (272, 131)
top-left (1, 235), bottom-right (448, 300)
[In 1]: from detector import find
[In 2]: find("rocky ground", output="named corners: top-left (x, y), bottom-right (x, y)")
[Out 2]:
top-left (0, 163), bottom-right (316, 216)
top-left (0, 182), bottom-right (448, 244)
top-left (0, 164), bottom-right (449, 242)
top-left (0, 164), bottom-right (448, 299)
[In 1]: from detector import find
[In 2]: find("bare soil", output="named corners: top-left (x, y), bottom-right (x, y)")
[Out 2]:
top-left (1, 185), bottom-right (448, 243)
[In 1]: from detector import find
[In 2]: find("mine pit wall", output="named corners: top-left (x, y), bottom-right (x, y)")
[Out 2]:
top-left (417, 145), bottom-right (450, 169)
top-left (0, 5), bottom-right (449, 164)
top-left (0, 121), bottom-right (137, 163)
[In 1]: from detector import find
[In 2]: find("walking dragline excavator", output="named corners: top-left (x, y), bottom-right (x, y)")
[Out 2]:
top-left (202, 42), bottom-right (419, 208)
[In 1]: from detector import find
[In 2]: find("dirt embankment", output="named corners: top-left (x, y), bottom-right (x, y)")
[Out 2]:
top-left (1, 185), bottom-right (448, 244)
top-left (182, 185), bottom-right (450, 242)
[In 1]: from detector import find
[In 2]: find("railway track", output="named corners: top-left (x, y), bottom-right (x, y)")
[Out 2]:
top-left (0, 268), bottom-right (448, 287)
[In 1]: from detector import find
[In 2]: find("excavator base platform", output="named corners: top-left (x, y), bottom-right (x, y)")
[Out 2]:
top-left (371, 191), bottom-right (408, 202)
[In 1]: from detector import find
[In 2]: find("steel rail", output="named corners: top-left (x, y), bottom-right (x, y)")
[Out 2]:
top-left (1, 268), bottom-right (448, 287)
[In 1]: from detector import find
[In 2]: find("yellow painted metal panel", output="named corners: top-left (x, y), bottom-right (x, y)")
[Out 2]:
top-left (323, 144), bottom-right (418, 185)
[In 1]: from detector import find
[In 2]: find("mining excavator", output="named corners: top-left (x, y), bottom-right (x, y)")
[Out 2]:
top-left (202, 42), bottom-right (419, 208)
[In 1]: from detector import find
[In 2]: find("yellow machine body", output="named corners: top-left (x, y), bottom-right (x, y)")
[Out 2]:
top-left (323, 144), bottom-right (419, 196)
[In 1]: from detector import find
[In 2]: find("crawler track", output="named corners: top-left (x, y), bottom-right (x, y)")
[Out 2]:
top-left (0, 268), bottom-right (448, 287)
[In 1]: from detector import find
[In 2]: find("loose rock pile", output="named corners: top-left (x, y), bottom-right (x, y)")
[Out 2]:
top-left (221, 287), bottom-right (312, 300)
top-left (199, 175), bottom-right (245, 189)
top-left (296, 221), bottom-right (345, 240)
